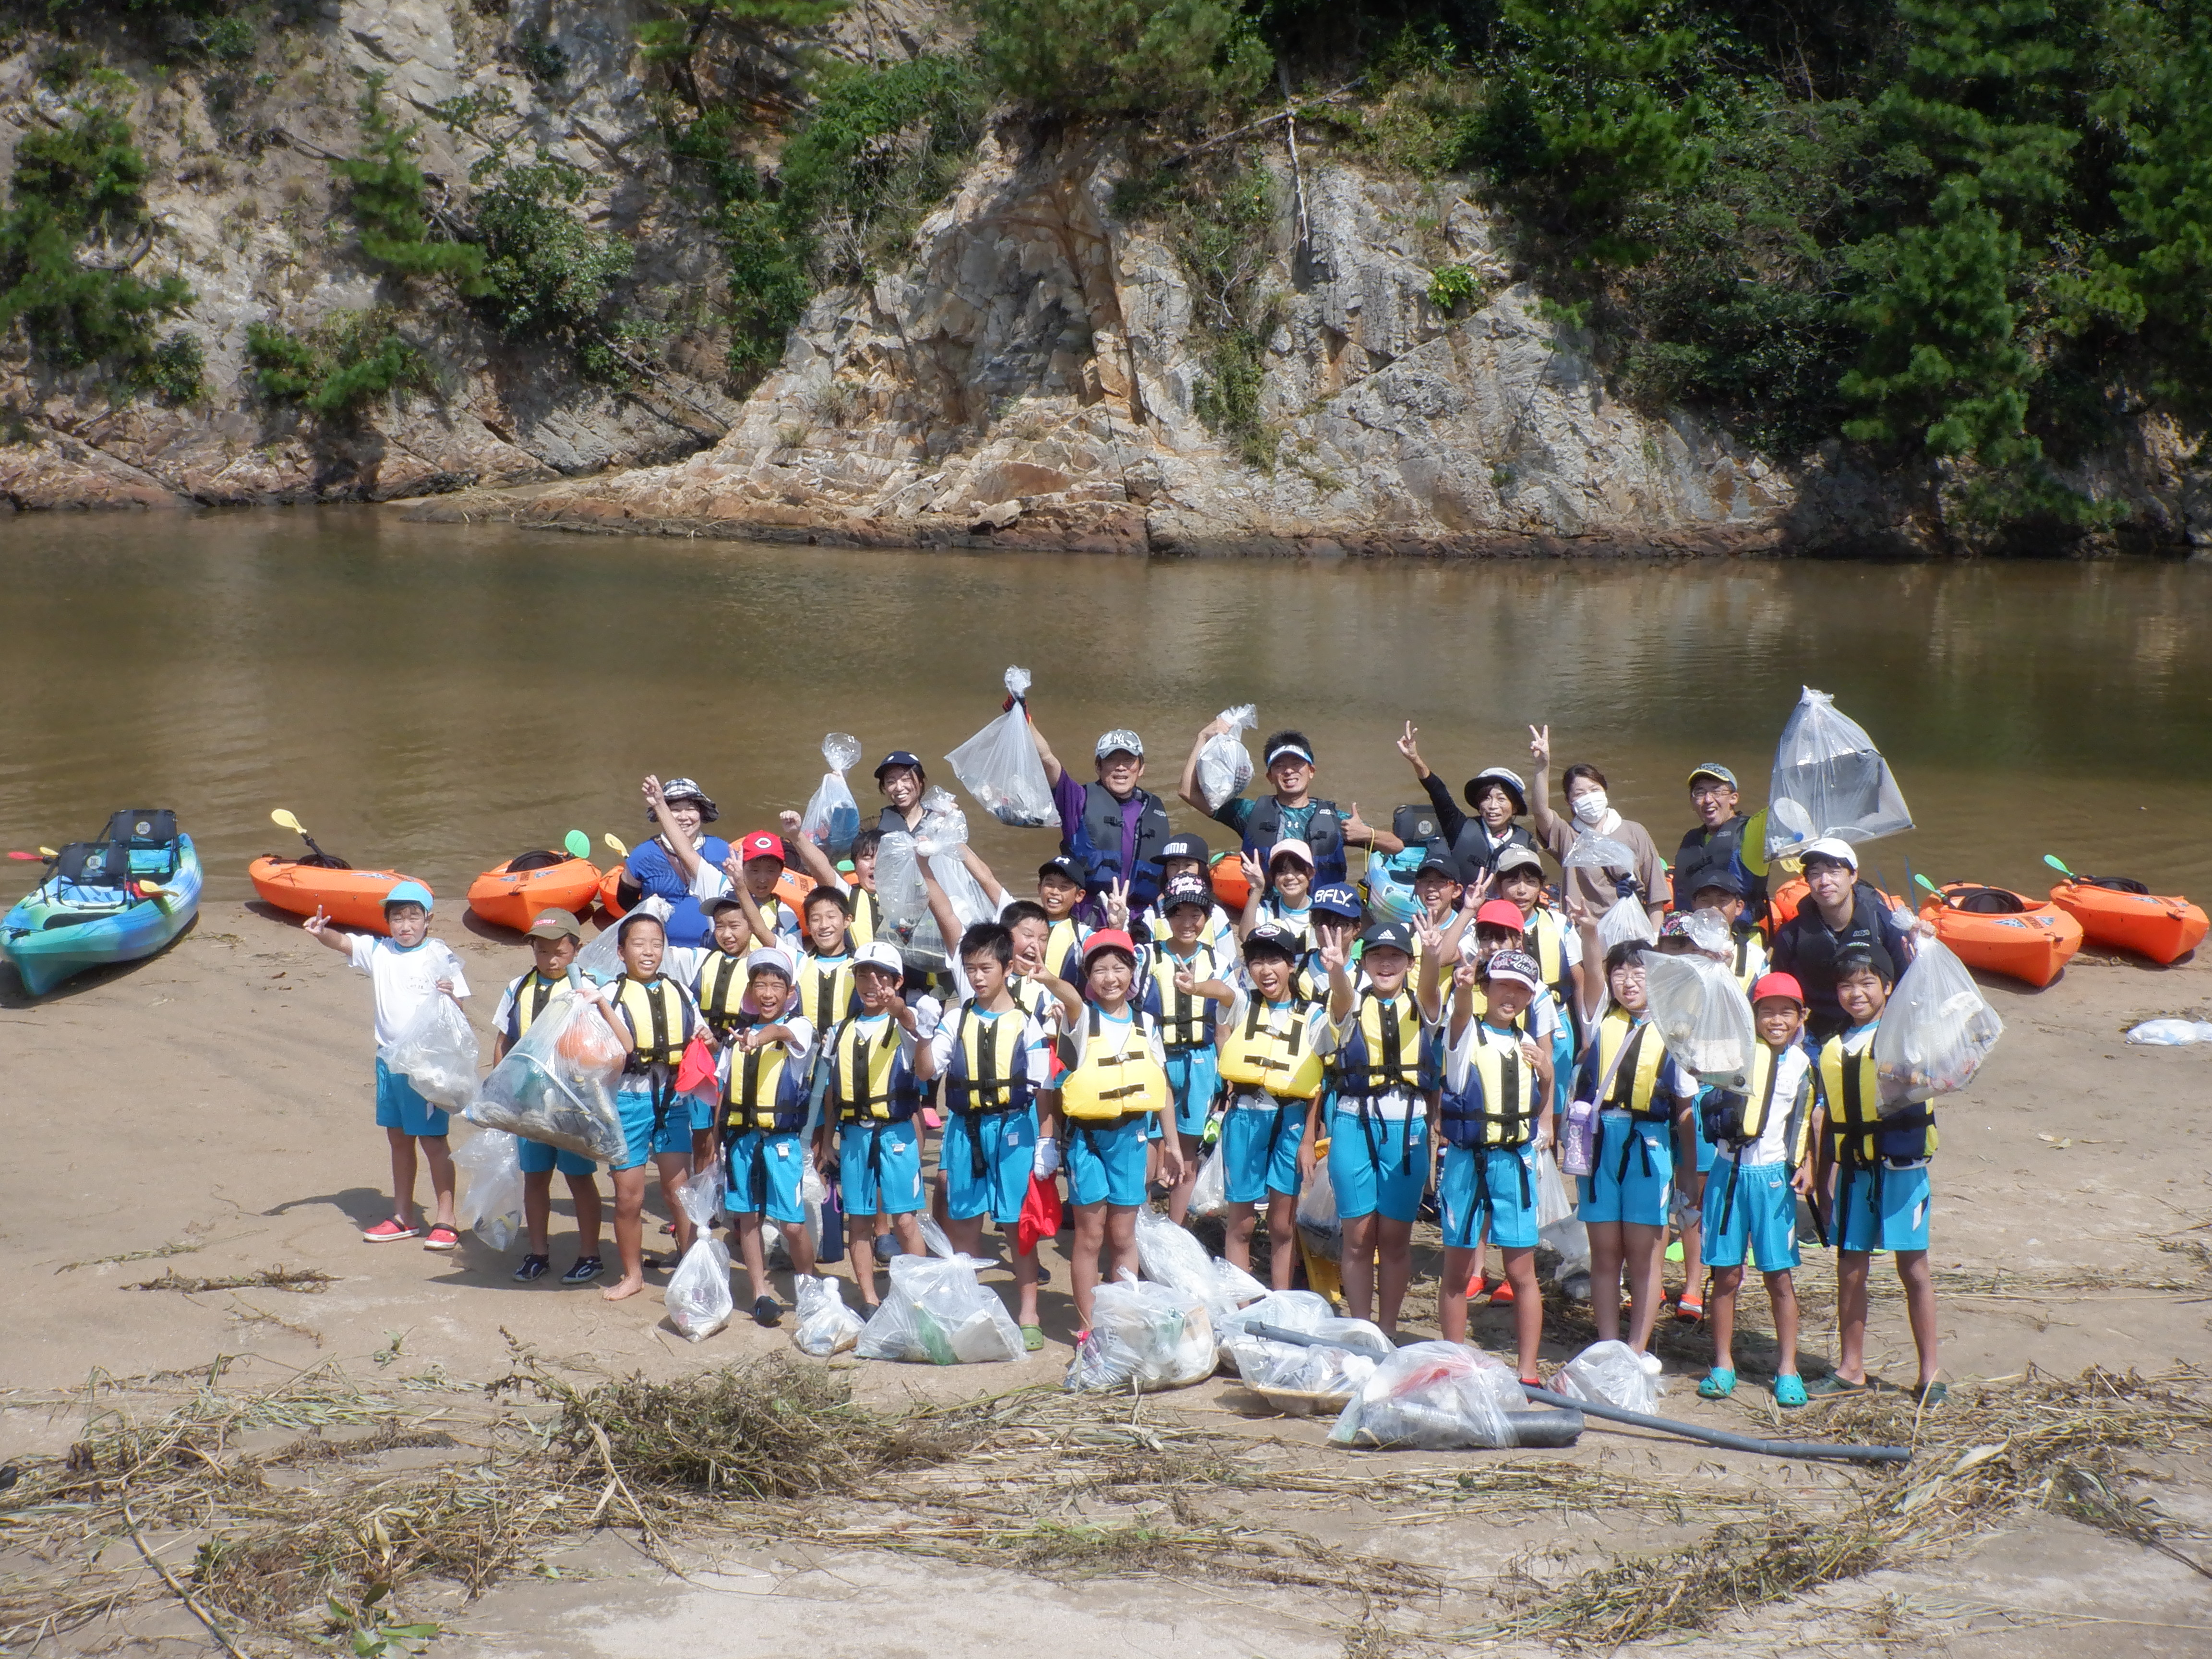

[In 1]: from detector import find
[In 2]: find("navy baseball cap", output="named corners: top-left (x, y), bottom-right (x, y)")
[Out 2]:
top-left (1414, 839), bottom-right (1459, 879)
top-left (1159, 832), bottom-right (1210, 863)
top-left (1038, 854), bottom-right (1086, 885)
top-left (1243, 922), bottom-right (1301, 962)
top-left (1687, 865), bottom-right (1746, 897)
top-left (1309, 882), bottom-right (1364, 920)
top-left (873, 750), bottom-right (924, 779)
top-left (1360, 921), bottom-right (1415, 953)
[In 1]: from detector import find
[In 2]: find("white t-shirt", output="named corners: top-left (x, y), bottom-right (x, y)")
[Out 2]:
top-left (1444, 1016), bottom-right (1547, 1105)
top-left (349, 935), bottom-right (470, 1051)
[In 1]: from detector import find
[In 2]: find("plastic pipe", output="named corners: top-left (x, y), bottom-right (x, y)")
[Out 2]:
top-left (1518, 1384), bottom-right (1912, 1463)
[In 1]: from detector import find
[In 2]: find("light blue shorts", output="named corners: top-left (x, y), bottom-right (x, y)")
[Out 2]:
top-left (725, 1130), bottom-right (807, 1223)
top-left (1327, 1104), bottom-right (1428, 1223)
top-left (1439, 1142), bottom-right (1539, 1250)
top-left (1835, 1161), bottom-right (1932, 1254)
top-left (689, 1089), bottom-right (720, 1133)
top-left (373, 1058), bottom-right (448, 1137)
top-left (1220, 1091), bottom-right (1309, 1204)
top-left (517, 1138), bottom-right (597, 1178)
top-left (1702, 1155), bottom-right (1801, 1272)
top-left (613, 1085), bottom-right (692, 1172)
top-left (1164, 1048), bottom-right (1221, 1139)
top-left (942, 1108), bottom-right (1036, 1225)
top-left (1066, 1117), bottom-right (1149, 1208)
top-left (839, 1118), bottom-right (924, 1216)
top-left (1578, 1112), bottom-right (1673, 1227)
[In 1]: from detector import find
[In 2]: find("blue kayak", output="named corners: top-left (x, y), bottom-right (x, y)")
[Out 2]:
top-left (1, 811), bottom-right (202, 997)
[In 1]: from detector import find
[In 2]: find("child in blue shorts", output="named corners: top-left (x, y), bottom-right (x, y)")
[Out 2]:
top-left (815, 941), bottom-right (927, 1308)
top-left (1215, 922), bottom-right (1327, 1290)
top-left (1144, 873), bottom-right (1236, 1222)
top-left (305, 881), bottom-right (470, 1252)
top-left (1437, 949), bottom-right (1554, 1382)
top-left (1811, 946), bottom-right (1944, 1404)
top-left (489, 911), bottom-right (602, 1284)
top-left (918, 921), bottom-right (1054, 1347)
top-left (1040, 928), bottom-right (1178, 1330)
top-left (1694, 972), bottom-right (1817, 1408)
top-left (585, 910), bottom-right (701, 1303)
top-left (717, 945), bottom-right (815, 1328)
top-left (1318, 920), bottom-right (1437, 1334)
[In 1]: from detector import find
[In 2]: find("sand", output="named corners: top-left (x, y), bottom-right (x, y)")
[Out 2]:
top-left (3, 902), bottom-right (2209, 1655)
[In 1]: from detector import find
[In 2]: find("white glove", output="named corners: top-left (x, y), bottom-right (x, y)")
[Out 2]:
top-left (1032, 1138), bottom-right (1061, 1177)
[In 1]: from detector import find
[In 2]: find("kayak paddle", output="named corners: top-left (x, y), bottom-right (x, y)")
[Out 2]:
top-left (604, 833), bottom-right (629, 858)
top-left (2044, 853), bottom-right (2077, 879)
top-left (1741, 807), bottom-right (1770, 878)
top-left (272, 807), bottom-right (339, 865)
top-left (7, 848), bottom-right (56, 861)
top-left (564, 830), bottom-right (591, 861)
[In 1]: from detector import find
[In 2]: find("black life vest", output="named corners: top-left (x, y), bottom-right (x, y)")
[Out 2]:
top-left (1066, 783), bottom-right (1173, 908)
top-left (1775, 883), bottom-right (1899, 1006)
top-left (1449, 820), bottom-right (1540, 882)
top-left (1672, 815), bottom-right (1765, 909)
top-left (1241, 796), bottom-right (1347, 884)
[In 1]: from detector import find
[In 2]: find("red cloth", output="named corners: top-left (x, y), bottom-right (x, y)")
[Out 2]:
top-left (1015, 1172), bottom-right (1063, 1256)
top-left (674, 1033), bottom-right (719, 1099)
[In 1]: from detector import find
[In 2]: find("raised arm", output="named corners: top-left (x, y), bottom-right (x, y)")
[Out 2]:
top-left (1414, 914), bottom-right (1447, 1023)
top-left (1027, 707), bottom-right (1065, 788)
top-left (644, 775), bottom-right (704, 884)
top-left (778, 808), bottom-right (843, 889)
top-left (1527, 725), bottom-right (1564, 842)
top-left (960, 842), bottom-right (1007, 907)
top-left (1402, 721), bottom-right (1471, 845)
top-left (1178, 713), bottom-right (1231, 813)
top-left (1568, 895), bottom-right (1605, 1026)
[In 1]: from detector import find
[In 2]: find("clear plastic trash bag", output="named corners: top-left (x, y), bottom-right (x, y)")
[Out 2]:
top-left (1597, 892), bottom-right (1659, 954)
top-left (1214, 1287), bottom-right (1334, 1353)
top-left (1539, 1215), bottom-right (1591, 1284)
top-left (665, 1167), bottom-right (733, 1343)
top-left (1874, 937), bottom-right (2003, 1108)
top-left (919, 1214), bottom-right (958, 1258)
top-left (1563, 834), bottom-right (1636, 875)
top-left (1133, 1208), bottom-right (1214, 1298)
top-left (759, 1162), bottom-right (828, 1264)
top-left (1205, 1256), bottom-right (1268, 1315)
top-left (1681, 908), bottom-right (1733, 956)
top-left (856, 1253), bottom-right (1025, 1364)
top-left (1195, 704), bottom-right (1258, 814)
top-left (1188, 1139), bottom-right (1228, 1218)
top-left (2126, 1017), bottom-right (2212, 1045)
top-left (1227, 1336), bottom-right (1379, 1403)
top-left (946, 667), bottom-right (1056, 828)
top-left (800, 733), bottom-right (865, 857)
top-left (576, 894), bottom-right (670, 985)
top-left (1556, 1339), bottom-right (1662, 1413)
top-left (1065, 1271), bottom-right (1216, 1393)
top-left (1297, 1156), bottom-right (1340, 1240)
top-left (1328, 1340), bottom-right (1525, 1449)
top-left (469, 987), bottom-right (630, 1164)
top-left (453, 1130), bottom-right (524, 1251)
top-left (1764, 686), bottom-right (1913, 858)
top-left (792, 1273), bottom-right (865, 1357)
top-left (1638, 947), bottom-right (1756, 1088)
top-left (1533, 1147), bottom-right (1574, 1229)
top-left (383, 993), bottom-right (480, 1110)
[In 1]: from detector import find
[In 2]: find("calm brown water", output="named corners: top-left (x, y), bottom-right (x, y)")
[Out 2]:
top-left (4, 509), bottom-right (2210, 915)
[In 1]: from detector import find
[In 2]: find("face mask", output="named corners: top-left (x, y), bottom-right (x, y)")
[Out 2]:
top-left (1572, 789), bottom-right (1610, 826)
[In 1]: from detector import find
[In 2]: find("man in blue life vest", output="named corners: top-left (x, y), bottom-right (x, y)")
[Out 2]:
top-left (1023, 712), bottom-right (1175, 913)
top-left (1178, 721), bottom-right (1399, 885)
top-left (1672, 763), bottom-right (1767, 914)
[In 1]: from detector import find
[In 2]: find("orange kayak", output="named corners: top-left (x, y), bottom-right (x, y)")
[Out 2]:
top-left (597, 866), bottom-right (627, 919)
top-left (1920, 884), bottom-right (2083, 987)
top-left (1766, 875), bottom-right (1903, 937)
top-left (468, 854), bottom-right (603, 932)
top-left (1210, 850), bottom-right (1252, 913)
top-left (249, 856), bottom-right (428, 935)
top-left (2048, 879), bottom-right (2208, 965)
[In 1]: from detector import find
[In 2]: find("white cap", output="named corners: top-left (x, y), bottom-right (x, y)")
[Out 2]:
top-left (1268, 838), bottom-right (1315, 870)
top-left (1799, 836), bottom-right (1859, 870)
top-left (745, 945), bottom-right (796, 982)
top-left (854, 940), bottom-right (903, 976)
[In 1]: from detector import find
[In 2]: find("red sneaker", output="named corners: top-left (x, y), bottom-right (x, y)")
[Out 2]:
top-left (362, 1217), bottom-right (420, 1242)
top-left (1488, 1281), bottom-right (1517, 1306)
top-left (1464, 1274), bottom-right (1488, 1301)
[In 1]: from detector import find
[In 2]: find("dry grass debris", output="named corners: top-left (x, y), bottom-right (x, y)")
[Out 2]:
top-left (126, 1265), bottom-right (337, 1295)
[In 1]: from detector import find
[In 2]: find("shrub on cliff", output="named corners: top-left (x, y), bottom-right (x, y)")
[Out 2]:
top-left (973, 0), bottom-right (1272, 119)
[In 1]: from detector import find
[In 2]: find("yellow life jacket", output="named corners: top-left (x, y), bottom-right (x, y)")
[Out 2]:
top-left (1219, 995), bottom-right (1325, 1100)
top-left (1153, 946), bottom-right (1219, 1051)
top-left (1820, 1027), bottom-right (1936, 1166)
top-left (943, 1004), bottom-right (1036, 1116)
top-left (844, 882), bottom-right (879, 947)
top-left (1057, 1006), bottom-right (1168, 1122)
top-left (506, 968), bottom-right (562, 1042)
top-left (830, 1015), bottom-right (918, 1124)
top-left (1009, 974), bottom-right (1057, 1029)
top-left (1332, 990), bottom-right (1425, 1096)
top-left (724, 1031), bottom-right (809, 1132)
top-left (1441, 1022), bottom-right (1542, 1147)
top-left (609, 975), bottom-right (693, 1070)
top-left (796, 951), bottom-right (856, 1034)
top-left (1731, 930), bottom-right (1768, 993)
top-left (1582, 1007), bottom-right (1669, 1119)
top-left (1524, 905), bottom-right (1573, 998)
top-left (694, 950), bottom-right (752, 1038)
top-left (1045, 915), bottom-right (1088, 978)
top-left (1702, 1039), bottom-right (1809, 1157)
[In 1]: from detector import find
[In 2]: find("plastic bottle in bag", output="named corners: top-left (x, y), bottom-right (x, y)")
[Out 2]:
top-left (800, 733), bottom-right (865, 856)
top-left (469, 987), bottom-right (630, 1163)
top-left (665, 1168), bottom-right (733, 1342)
top-left (1064, 1272), bottom-right (1216, 1393)
top-left (1637, 948), bottom-right (1755, 1088)
top-left (1764, 686), bottom-right (1913, 859)
top-left (1194, 704), bottom-right (1257, 814)
top-left (1557, 1339), bottom-right (1662, 1413)
top-left (946, 667), bottom-right (1057, 828)
top-left (855, 1254), bottom-right (1025, 1364)
top-left (1873, 937), bottom-right (2004, 1107)
top-left (453, 1130), bottom-right (524, 1251)
top-left (384, 993), bottom-right (481, 1110)
top-left (792, 1273), bottom-right (866, 1357)
top-left (1327, 1340), bottom-right (1524, 1449)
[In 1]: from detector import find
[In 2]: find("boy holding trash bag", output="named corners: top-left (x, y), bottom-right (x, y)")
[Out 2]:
top-left (718, 946), bottom-right (816, 1328)
top-left (490, 912), bottom-right (604, 1284)
top-left (305, 881), bottom-right (471, 1250)
top-left (1809, 945), bottom-right (1945, 1404)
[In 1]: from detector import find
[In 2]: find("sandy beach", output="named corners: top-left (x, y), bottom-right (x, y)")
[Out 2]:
top-left (3, 902), bottom-right (2208, 1656)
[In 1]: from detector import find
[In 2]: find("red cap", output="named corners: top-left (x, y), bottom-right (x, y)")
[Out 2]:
top-left (1751, 972), bottom-right (1805, 1006)
top-left (1475, 899), bottom-right (1527, 933)
top-left (739, 831), bottom-right (785, 862)
top-left (1082, 928), bottom-right (1137, 962)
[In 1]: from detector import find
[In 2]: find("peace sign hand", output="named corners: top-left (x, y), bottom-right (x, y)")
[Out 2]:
top-left (1528, 725), bottom-right (1551, 768)
top-left (1414, 913), bottom-right (1445, 958)
top-left (1174, 966), bottom-right (1197, 996)
top-left (1396, 720), bottom-right (1423, 769)
top-left (1239, 850), bottom-right (1266, 892)
top-left (1103, 877), bottom-right (1131, 932)
top-left (1318, 933), bottom-right (1348, 974)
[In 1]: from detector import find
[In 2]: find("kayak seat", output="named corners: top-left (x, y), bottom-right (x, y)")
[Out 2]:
top-left (1949, 886), bottom-right (2026, 914)
top-left (267, 849), bottom-right (355, 871)
top-left (508, 849), bottom-right (567, 873)
top-left (103, 808), bottom-right (179, 848)
top-left (2081, 875), bottom-right (2151, 894)
top-left (54, 841), bottom-right (132, 890)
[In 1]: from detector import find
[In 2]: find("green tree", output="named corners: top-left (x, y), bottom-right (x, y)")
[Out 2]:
top-left (330, 78), bottom-right (490, 290)
top-left (636, 0), bottom-right (850, 108)
top-left (473, 158), bottom-right (634, 339)
top-left (972, 0), bottom-right (1272, 119)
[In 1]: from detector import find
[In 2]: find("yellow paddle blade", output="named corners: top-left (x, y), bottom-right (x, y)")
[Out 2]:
top-left (39, 846), bottom-right (57, 858)
top-left (271, 808), bottom-right (304, 834)
top-left (1742, 808), bottom-right (1769, 878)
top-left (603, 833), bottom-right (629, 857)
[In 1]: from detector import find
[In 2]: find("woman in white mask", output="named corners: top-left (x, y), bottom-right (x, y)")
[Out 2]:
top-left (1527, 726), bottom-right (1670, 927)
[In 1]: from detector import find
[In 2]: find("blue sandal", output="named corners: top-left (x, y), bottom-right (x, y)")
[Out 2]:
top-left (1697, 1366), bottom-right (1737, 1399)
top-left (1773, 1372), bottom-right (1808, 1408)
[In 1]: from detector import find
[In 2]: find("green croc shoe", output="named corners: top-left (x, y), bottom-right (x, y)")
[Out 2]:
top-left (1021, 1323), bottom-right (1045, 1352)
top-left (1773, 1372), bottom-right (1809, 1409)
top-left (1696, 1367), bottom-right (1737, 1400)
top-left (1911, 1380), bottom-right (1948, 1410)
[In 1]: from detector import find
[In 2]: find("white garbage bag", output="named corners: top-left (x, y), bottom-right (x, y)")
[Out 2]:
top-left (946, 667), bottom-right (1055, 828)
top-left (470, 987), bottom-right (629, 1164)
top-left (1328, 1340), bottom-right (1525, 1449)
top-left (1188, 1140), bottom-right (1228, 1218)
top-left (664, 1167), bottom-right (733, 1343)
top-left (1557, 1339), bottom-right (1662, 1413)
top-left (856, 1253), bottom-right (1025, 1364)
top-left (384, 993), bottom-right (480, 1110)
top-left (1133, 1208), bottom-right (1213, 1298)
top-left (1227, 1336), bottom-right (1379, 1400)
top-left (1598, 891), bottom-right (1659, 954)
top-left (1194, 703), bottom-right (1257, 814)
top-left (1065, 1272), bottom-right (1216, 1393)
top-left (1214, 1287), bottom-right (1334, 1355)
top-left (799, 733), bottom-right (865, 857)
top-left (1533, 1147), bottom-right (1573, 1229)
top-left (453, 1130), bottom-right (524, 1251)
top-left (2126, 1017), bottom-right (2212, 1045)
top-left (1638, 948), bottom-right (1756, 1088)
top-left (1204, 1255), bottom-right (1268, 1315)
top-left (1562, 834), bottom-right (1637, 875)
top-left (1764, 686), bottom-right (1913, 858)
top-left (1874, 937), bottom-right (2003, 1106)
top-left (791, 1273), bottom-right (865, 1357)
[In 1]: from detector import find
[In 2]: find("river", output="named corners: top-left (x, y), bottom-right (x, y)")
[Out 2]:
top-left (4, 510), bottom-right (2209, 915)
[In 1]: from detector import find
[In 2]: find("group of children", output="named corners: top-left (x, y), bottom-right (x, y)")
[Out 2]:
top-left (325, 708), bottom-right (1948, 1405)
